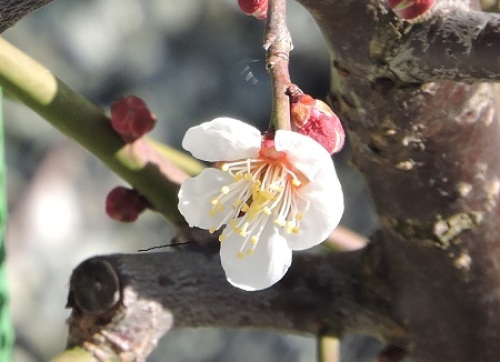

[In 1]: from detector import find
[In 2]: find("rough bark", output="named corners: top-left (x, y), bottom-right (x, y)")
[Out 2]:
top-left (66, 248), bottom-right (406, 361)
top-left (0, 0), bottom-right (53, 33)
top-left (298, 0), bottom-right (500, 361)
top-left (378, 9), bottom-right (500, 82)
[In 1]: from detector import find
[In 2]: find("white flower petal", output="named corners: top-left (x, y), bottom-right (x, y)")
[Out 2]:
top-left (178, 168), bottom-right (234, 230)
top-left (286, 162), bottom-right (344, 250)
top-left (274, 130), bottom-right (330, 181)
top-left (182, 117), bottom-right (262, 162)
top-left (220, 223), bottom-right (292, 291)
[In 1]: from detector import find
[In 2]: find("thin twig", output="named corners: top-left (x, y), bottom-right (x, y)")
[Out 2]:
top-left (264, 0), bottom-right (293, 131)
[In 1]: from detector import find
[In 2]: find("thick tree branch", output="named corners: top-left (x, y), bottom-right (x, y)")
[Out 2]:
top-left (0, 0), bottom-right (53, 33)
top-left (381, 9), bottom-right (500, 83)
top-left (65, 247), bottom-right (407, 361)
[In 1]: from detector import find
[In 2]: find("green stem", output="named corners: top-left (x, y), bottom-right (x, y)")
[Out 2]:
top-left (0, 37), bottom-right (195, 225)
top-left (147, 138), bottom-right (204, 177)
top-left (51, 347), bottom-right (99, 362)
top-left (0, 87), bottom-right (13, 362)
top-left (317, 334), bottom-right (340, 362)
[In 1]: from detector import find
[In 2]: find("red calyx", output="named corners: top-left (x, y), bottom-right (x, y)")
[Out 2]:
top-left (290, 94), bottom-right (345, 155)
top-left (110, 96), bottom-right (157, 143)
top-left (259, 137), bottom-right (287, 161)
top-left (105, 186), bottom-right (149, 222)
top-left (238, 0), bottom-right (268, 20)
top-left (387, 0), bottom-right (435, 20)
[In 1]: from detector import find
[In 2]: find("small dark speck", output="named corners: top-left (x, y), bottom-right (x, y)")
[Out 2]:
top-left (158, 275), bottom-right (174, 287)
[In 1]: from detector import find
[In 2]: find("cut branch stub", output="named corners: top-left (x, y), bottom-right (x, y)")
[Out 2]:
top-left (67, 257), bottom-right (173, 362)
top-left (68, 259), bottom-right (120, 315)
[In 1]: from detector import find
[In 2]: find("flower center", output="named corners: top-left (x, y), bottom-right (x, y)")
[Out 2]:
top-left (209, 142), bottom-right (307, 259)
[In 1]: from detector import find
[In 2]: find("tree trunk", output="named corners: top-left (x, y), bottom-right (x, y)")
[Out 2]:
top-left (298, 0), bottom-right (500, 360)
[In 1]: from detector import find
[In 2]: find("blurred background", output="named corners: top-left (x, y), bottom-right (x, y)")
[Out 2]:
top-left (2, 0), bottom-right (380, 361)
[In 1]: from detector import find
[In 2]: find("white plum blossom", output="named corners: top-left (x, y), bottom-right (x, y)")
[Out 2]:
top-left (178, 117), bottom-right (344, 291)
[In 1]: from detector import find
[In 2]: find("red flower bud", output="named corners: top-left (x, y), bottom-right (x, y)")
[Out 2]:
top-left (110, 96), bottom-right (157, 143)
top-left (105, 186), bottom-right (149, 222)
top-left (387, 0), bottom-right (435, 20)
top-left (238, 0), bottom-right (268, 20)
top-left (290, 94), bottom-right (345, 155)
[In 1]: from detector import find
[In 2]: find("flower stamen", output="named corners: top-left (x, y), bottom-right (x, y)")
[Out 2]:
top-left (209, 152), bottom-right (308, 259)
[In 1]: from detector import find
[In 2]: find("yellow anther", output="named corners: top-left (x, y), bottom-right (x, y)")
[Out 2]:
top-left (239, 222), bottom-right (249, 237)
top-left (274, 218), bottom-right (286, 227)
top-left (258, 191), bottom-right (273, 200)
top-left (206, 154), bottom-right (304, 256)
top-left (269, 184), bottom-right (282, 192)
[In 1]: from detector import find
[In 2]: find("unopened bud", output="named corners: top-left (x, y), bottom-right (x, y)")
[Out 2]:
top-left (110, 96), bottom-right (156, 143)
top-left (387, 0), bottom-right (435, 20)
top-left (290, 94), bottom-right (345, 155)
top-left (105, 186), bottom-right (149, 222)
top-left (238, 0), bottom-right (268, 20)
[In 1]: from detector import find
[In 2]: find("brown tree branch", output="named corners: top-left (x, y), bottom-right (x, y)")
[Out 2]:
top-left (66, 247), bottom-right (407, 361)
top-left (264, 0), bottom-right (293, 131)
top-left (0, 0), bottom-right (53, 33)
top-left (380, 9), bottom-right (500, 83)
